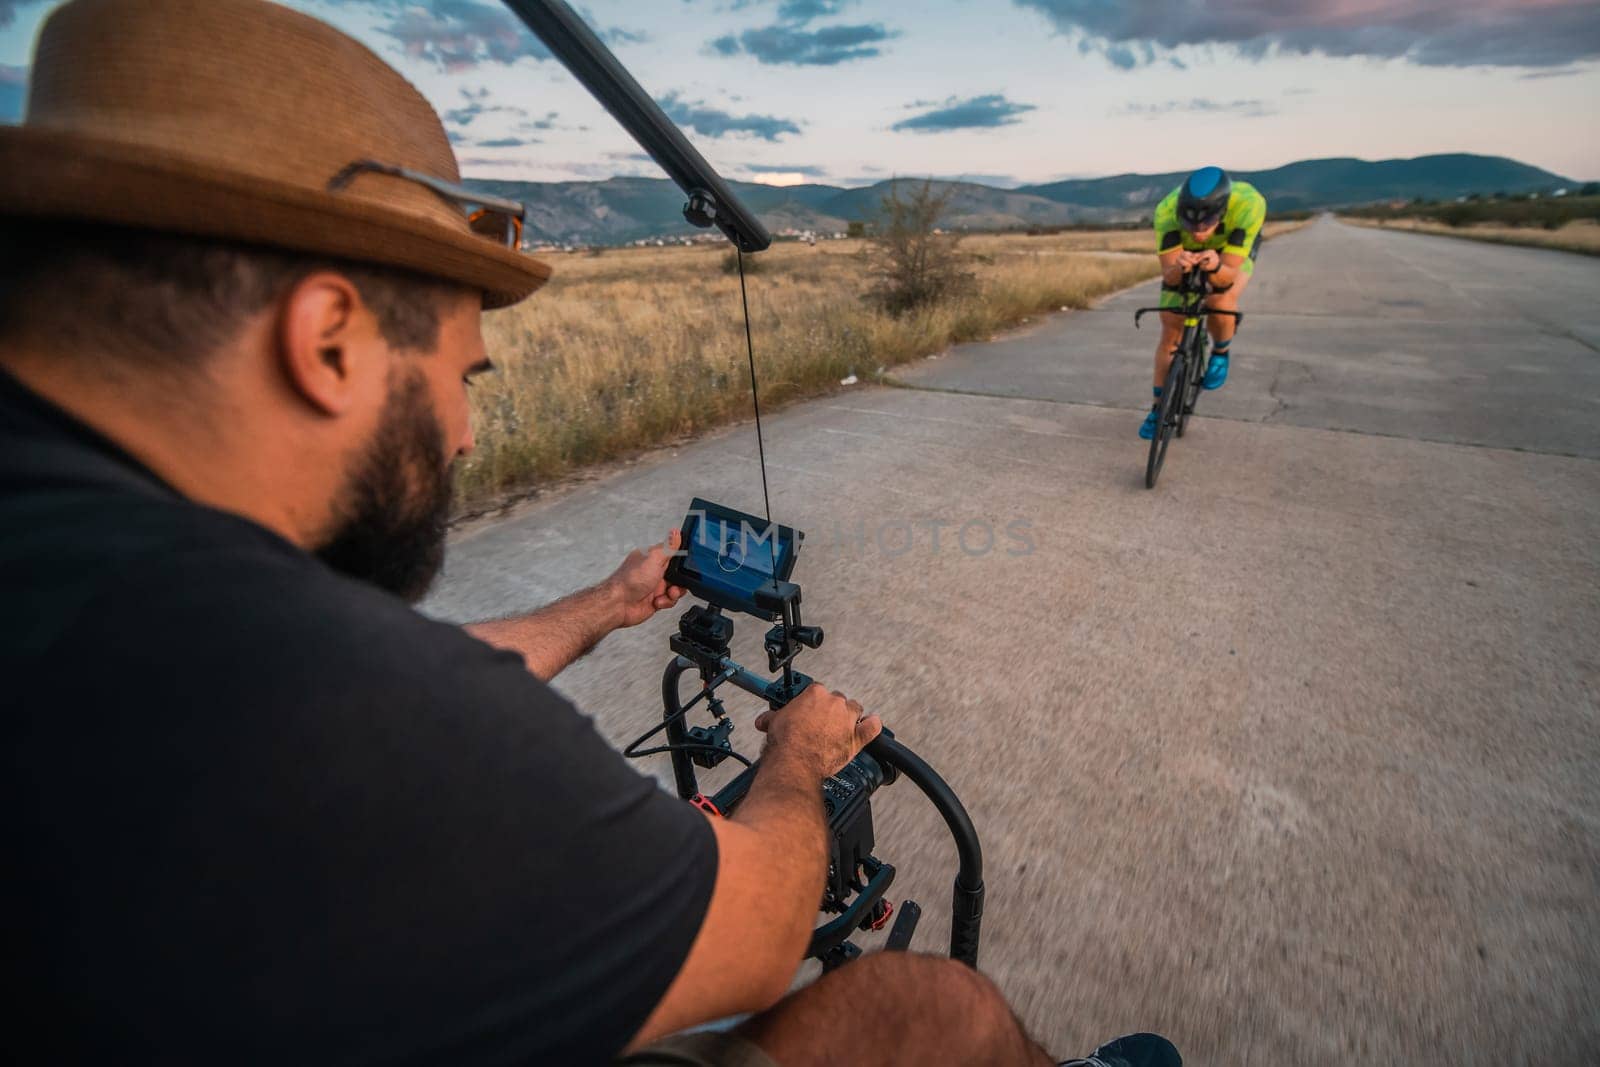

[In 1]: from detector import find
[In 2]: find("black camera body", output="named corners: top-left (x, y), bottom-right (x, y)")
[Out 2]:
top-left (822, 753), bottom-right (886, 909)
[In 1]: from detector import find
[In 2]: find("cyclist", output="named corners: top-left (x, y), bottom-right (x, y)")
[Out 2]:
top-left (2, 2), bottom-right (1173, 1065)
top-left (1139, 167), bottom-right (1267, 439)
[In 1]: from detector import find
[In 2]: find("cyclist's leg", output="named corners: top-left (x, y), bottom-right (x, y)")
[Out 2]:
top-left (734, 951), bottom-right (1052, 1066)
top-left (1153, 310), bottom-right (1184, 387)
top-left (1204, 268), bottom-right (1250, 347)
top-left (1141, 307), bottom-right (1184, 437)
top-left (1201, 267), bottom-right (1250, 389)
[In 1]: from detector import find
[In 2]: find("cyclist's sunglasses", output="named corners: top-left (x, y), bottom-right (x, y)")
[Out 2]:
top-left (328, 160), bottom-right (526, 249)
top-left (1180, 209), bottom-right (1224, 230)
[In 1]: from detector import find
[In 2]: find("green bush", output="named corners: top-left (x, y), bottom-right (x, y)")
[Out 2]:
top-left (864, 179), bottom-right (973, 317)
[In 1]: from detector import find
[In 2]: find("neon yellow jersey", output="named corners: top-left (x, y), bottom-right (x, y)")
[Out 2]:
top-left (1153, 179), bottom-right (1267, 259)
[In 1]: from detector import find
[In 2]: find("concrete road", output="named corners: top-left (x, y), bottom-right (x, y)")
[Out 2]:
top-left (424, 219), bottom-right (1600, 1064)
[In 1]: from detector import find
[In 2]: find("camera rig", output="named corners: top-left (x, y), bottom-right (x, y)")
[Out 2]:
top-left (506, 2), bottom-right (984, 970)
top-left (624, 500), bottom-right (985, 971)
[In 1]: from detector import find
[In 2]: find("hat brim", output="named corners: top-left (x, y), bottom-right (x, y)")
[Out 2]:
top-left (0, 126), bottom-right (551, 309)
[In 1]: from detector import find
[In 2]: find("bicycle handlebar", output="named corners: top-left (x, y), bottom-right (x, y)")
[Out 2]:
top-left (1134, 306), bottom-right (1243, 328)
top-left (1132, 264), bottom-right (1244, 328)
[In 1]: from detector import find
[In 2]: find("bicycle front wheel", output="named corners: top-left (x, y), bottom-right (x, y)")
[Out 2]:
top-left (1145, 352), bottom-right (1185, 489)
top-left (1177, 335), bottom-right (1207, 438)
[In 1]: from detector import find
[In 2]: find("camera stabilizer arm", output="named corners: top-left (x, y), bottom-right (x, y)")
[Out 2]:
top-left (506, 1), bottom-right (984, 975)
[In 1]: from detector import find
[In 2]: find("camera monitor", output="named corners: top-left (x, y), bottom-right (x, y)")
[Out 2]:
top-left (668, 498), bottom-right (801, 620)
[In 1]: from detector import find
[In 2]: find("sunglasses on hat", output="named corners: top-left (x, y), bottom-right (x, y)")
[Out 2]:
top-left (328, 160), bottom-right (526, 249)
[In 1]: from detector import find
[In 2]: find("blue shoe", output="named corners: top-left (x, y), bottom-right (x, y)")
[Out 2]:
top-left (1202, 353), bottom-right (1229, 390)
top-left (1059, 1032), bottom-right (1182, 1067)
top-left (1138, 405), bottom-right (1159, 440)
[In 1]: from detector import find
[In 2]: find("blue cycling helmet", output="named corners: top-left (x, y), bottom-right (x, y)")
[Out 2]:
top-left (1177, 166), bottom-right (1231, 229)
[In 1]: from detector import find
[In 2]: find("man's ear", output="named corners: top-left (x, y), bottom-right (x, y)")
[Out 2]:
top-left (277, 272), bottom-right (383, 416)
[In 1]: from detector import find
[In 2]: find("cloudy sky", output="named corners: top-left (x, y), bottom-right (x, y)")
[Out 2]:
top-left (3, 0), bottom-right (1597, 187)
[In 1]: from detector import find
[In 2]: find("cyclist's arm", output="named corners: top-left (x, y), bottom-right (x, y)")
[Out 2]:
top-left (625, 688), bottom-right (881, 1052)
top-left (1212, 192), bottom-right (1266, 287)
top-left (1209, 251), bottom-right (1247, 287)
top-left (1160, 250), bottom-right (1187, 286)
top-left (1157, 229), bottom-right (1186, 286)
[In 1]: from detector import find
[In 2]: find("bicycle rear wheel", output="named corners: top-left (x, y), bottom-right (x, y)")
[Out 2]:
top-left (1144, 352), bottom-right (1185, 489)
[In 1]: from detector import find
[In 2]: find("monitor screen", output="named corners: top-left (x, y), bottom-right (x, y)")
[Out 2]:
top-left (671, 499), bottom-right (800, 618)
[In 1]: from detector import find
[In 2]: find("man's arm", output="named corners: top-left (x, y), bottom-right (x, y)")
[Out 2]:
top-left (1159, 248), bottom-right (1186, 286)
top-left (1202, 250), bottom-right (1247, 287)
top-left (625, 685), bottom-right (882, 1050)
top-left (1210, 191), bottom-right (1266, 287)
top-left (466, 530), bottom-right (685, 681)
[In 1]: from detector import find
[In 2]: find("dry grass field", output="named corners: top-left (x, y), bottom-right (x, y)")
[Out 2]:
top-left (458, 221), bottom-right (1305, 513)
top-left (1341, 216), bottom-right (1600, 257)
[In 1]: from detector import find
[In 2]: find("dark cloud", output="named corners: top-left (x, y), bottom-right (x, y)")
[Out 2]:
top-left (891, 93), bottom-right (1037, 133)
top-left (519, 110), bottom-right (561, 132)
top-left (941, 172), bottom-right (1024, 188)
top-left (1015, 0), bottom-right (1600, 68)
top-left (656, 91), bottom-right (800, 140)
top-left (710, 23), bottom-right (896, 65)
top-left (441, 86), bottom-right (529, 132)
top-left (744, 162), bottom-right (829, 176)
top-left (0, 0), bottom-right (46, 31)
top-left (1118, 98), bottom-right (1276, 119)
top-left (0, 63), bottom-right (24, 124)
top-left (776, 0), bottom-right (854, 21)
top-left (476, 136), bottom-right (540, 147)
top-left (380, 0), bottom-right (551, 71)
top-left (602, 26), bottom-right (650, 45)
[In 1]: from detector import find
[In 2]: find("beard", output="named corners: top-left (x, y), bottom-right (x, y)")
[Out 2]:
top-left (314, 368), bottom-right (454, 603)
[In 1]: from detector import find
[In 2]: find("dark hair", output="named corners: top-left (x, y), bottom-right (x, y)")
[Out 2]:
top-left (0, 219), bottom-right (458, 364)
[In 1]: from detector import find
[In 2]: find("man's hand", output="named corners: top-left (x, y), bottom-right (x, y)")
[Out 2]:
top-left (1178, 249), bottom-right (1220, 271)
top-left (604, 528), bottom-right (687, 629)
top-left (755, 684), bottom-right (882, 777)
top-left (628, 682), bottom-right (881, 1048)
top-left (465, 528), bottom-right (686, 680)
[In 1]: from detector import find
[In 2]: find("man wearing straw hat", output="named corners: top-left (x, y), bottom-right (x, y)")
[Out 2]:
top-left (0, 1), bottom-right (1157, 1065)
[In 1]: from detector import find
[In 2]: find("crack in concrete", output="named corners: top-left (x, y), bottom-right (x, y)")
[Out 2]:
top-left (1263, 361), bottom-right (1288, 424)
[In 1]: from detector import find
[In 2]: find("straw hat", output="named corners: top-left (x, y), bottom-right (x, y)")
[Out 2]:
top-left (0, 0), bottom-right (551, 308)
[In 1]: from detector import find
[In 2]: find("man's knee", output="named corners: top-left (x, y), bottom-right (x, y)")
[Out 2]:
top-left (841, 954), bottom-right (1023, 1047)
top-left (736, 953), bottom-right (1041, 1065)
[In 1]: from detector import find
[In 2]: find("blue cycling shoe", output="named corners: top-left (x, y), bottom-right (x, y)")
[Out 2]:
top-left (1059, 1031), bottom-right (1182, 1067)
top-left (1138, 406), bottom-right (1159, 440)
top-left (1202, 352), bottom-right (1229, 390)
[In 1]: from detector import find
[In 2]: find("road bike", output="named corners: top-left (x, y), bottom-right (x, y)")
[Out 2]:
top-left (1133, 267), bottom-right (1243, 489)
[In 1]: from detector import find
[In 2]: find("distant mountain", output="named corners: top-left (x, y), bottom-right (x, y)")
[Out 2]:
top-left (469, 153), bottom-right (1574, 247)
top-left (466, 176), bottom-right (1093, 245)
top-left (1019, 153), bottom-right (1572, 214)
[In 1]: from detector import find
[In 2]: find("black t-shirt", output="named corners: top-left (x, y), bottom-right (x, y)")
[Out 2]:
top-left (0, 368), bottom-right (717, 1065)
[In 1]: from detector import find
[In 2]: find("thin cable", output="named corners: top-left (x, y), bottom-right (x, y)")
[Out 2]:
top-left (735, 247), bottom-right (780, 578)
